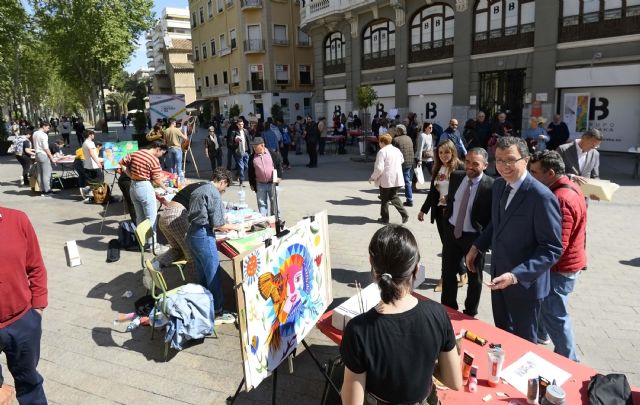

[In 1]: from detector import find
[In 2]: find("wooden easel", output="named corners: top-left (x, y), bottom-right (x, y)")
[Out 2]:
top-left (182, 115), bottom-right (200, 179)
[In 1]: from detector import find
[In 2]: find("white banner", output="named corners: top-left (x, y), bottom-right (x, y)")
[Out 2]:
top-left (408, 94), bottom-right (453, 127)
top-left (149, 94), bottom-right (188, 124)
top-left (562, 86), bottom-right (640, 152)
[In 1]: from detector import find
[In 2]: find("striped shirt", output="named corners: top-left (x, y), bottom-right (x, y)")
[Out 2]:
top-left (120, 149), bottom-right (162, 181)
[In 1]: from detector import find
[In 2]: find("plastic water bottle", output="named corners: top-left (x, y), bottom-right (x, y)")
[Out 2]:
top-left (238, 188), bottom-right (246, 207)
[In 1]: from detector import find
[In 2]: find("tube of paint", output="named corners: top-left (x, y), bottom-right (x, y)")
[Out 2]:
top-left (461, 328), bottom-right (488, 346)
top-left (468, 365), bottom-right (479, 392)
top-left (487, 345), bottom-right (505, 387)
top-left (462, 351), bottom-right (475, 385)
top-left (527, 377), bottom-right (539, 404)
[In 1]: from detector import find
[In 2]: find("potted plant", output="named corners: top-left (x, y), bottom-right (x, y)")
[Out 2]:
top-left (356, 85), bottom-right (378, 157)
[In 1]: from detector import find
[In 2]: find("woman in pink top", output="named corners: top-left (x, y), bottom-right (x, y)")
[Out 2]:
top-left (369, 133), bottom-right (409, 224)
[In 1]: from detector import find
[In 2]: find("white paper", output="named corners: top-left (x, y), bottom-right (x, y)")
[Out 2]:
top-left (501, 351), bottom-right (571, 396)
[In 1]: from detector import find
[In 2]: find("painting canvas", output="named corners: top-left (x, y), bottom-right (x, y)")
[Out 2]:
top-left (102, 141), bottom-right (139, 170)
top-left (234, 211), bottom-right (332, 390)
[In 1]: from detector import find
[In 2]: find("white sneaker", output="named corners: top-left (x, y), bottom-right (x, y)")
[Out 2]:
top-left (214, 311), bottom-right (237, 325)
top-left (142, 270), bottom-right (153, 290)
top-left (154, 244), bottom-right (169, 254)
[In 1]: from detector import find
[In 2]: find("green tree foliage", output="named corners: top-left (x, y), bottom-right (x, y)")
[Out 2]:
top-left (106, 91), bottom-right (135, 117)
top-left (270, 103), bottom-right (284, 122)
top-left (229, 104), bottom-right (241, 118)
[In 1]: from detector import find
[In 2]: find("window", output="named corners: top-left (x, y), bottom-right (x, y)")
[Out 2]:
top-left (210, 38), bottom-right (216, 55)
top-left (324, 32), bottom-right (345, 63)
top-left (217, 0), bottom-right (223, 12)
top-left (199, 7), bottom-right (204, 23)
top-left (205, 76), bottom-right (210, 87)
top-left (197, 78), bottom-right (202, 90)
top-left (274, 24), bottom-right (288, 45)
top-left (214, 74), bottom-right (219, 85)
top-left (275, 64), bottom-right (289, 84)
top-left (362, 19), bottom-right (396, 66)
top-left (223, 71), bottom-right (228, 84)
top-left (248, 64), bottom-right (264, 90)
top-left (559, 0), bottom-right (640, 41)
top-left (232, 67), bottom-right (240, 85)
top-left (230, 29), bottom-right (237, 49)
top-left (207, 0), bottom-right (213, 17)
top-left (298, 64), bottom-right (311, 84)
top-left (220, 34), bottom-right (227, 49)
top-left (194, 48), bottom-right (200, 61)
top-left (297, 26), bottom-right (311, 46)
top-left (474, 0), bottom-right (535, 41)
top-left (410, 4), bottom-right (455, 52)
top-left (202, 43), bottom-right (207, 59)
top-left (191, 12), bottom-right (197, 27)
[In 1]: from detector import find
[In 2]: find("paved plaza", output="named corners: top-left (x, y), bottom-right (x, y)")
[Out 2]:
top-left (1, 124), bottom-right (639, 404)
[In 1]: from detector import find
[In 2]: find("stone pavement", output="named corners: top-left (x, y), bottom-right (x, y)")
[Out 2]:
top-left (0, 123), bottom-right (638, 404)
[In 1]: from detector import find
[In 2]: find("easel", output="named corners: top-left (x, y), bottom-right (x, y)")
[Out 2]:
top-left (182, 115), bottom-right (200, 179)
top-left (100, 168), bottom-right (120, 233)
top-left (226, 339), bottom-right (341, 404)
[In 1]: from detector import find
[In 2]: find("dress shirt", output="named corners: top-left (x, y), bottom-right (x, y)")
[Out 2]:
top-left (448, 173), bottom-right (483, 232)
top-left (504, 171), bottom-right (528, 209)
top-left (575, 139), bottom-right (587, 172)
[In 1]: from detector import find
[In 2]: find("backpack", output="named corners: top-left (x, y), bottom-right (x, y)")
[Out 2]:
top-left (106, 239), bottom-right (121, 263)
top-left (118, 221), bottom-right (138, 250)
top-left (588, 373), bottom-right (633, 405)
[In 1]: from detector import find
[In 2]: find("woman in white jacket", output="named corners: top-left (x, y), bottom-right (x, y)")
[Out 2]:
top-left (369, 133), bottom-right (409, 224)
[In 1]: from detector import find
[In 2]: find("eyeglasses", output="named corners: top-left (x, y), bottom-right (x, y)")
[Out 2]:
top-left (496, 157), bottom-right (525, 167)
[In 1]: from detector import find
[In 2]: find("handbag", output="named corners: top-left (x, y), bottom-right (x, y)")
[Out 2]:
top-left (421, 148), bottom-right (434, 160)
top-left (92, 183), bottom-right (110, 204)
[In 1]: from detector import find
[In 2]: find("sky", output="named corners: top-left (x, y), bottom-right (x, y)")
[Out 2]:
top-left (124, 0), bottom-right (188, 74)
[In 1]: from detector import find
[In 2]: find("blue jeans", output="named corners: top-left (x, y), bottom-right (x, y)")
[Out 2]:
top-left (236, 152), bottom-right (249, 183)
top-left (167, 146), bottom-right (183, 178)
top-left (402, 166), bottom-right (413, 203)
top-left (187, 225), bottom-right (224, 313)
top-left (539, 271), bottom-right (579, 361)
top-left (256, 182), bottom-right (279, 217)
top-left (130, 180), bottom-right (157, 243)
top-left (0, 309), bottom-right (47, 404)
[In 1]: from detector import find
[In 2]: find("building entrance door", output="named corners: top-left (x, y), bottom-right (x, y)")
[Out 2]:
top-left (479, 69), bottom-right (525, 134)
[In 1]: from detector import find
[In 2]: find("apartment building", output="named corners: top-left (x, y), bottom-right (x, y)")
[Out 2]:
top-left (189, 0), bottom-right (314, 122)
top-left (147, 7), bottom-right (197, 104)
top-left (300, 0), bottom-right (640, 152)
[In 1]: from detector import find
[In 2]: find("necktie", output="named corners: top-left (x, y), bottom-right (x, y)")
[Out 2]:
top-left (453, 181), bottom-right (472, 239)
top-left (500, 184), bottom-right (513, 214)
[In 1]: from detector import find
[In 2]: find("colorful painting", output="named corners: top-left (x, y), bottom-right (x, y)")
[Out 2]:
top-left (234, 211), bottom-right (332, 390)
top-left (562, 92), bottom-right (591, 140)
top-left (102, 141), bottom-right (138, 170)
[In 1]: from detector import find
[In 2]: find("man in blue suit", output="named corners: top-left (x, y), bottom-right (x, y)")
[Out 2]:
top-left (465, 137), bottom-right (563, 343)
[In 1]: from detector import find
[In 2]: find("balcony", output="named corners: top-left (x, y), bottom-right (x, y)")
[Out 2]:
top-left (243, 39), bottom-right (265, 53)
top-left (362, 49), bottom-right (395, 69)
top-left (240, 0), bottom-right (262, 9)
top-left (273, 79), bottom-right (290, 87)
top-left (300, 0), bottom-right (375, 28)
top-left (409, 41), bottom-right (454, 63)
top-left (472, 28), bottom-right (534, 54)
top-left (246, 79), bottom-right (265, 92)
top-left (297, 37), bottom-right (312, 47)
top-left (225, 0), bottom-right (234, 8)
top-left (273, 37), bottom-right (289, 46)
top-left (559, 12), bottom-right (640, 42)
top-left (324, 58), bottom-right (345, 75)
top-left (219, 47), bottom-right (231, 56)
top-left (200, 84), bottom-right (230, 97)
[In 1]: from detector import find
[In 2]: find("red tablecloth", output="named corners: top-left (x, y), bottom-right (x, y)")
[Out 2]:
top-left (316, 293), bottom-right (640, 404)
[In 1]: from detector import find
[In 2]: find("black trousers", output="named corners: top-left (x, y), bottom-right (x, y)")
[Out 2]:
top-left (280, 145), bottom-right (290, 166)
top-left (15, 154), bottom-right (31, 184)
top-left (441, 222), bottom-right (484, 316)
top-left (379, 186), bottom-right (408, 222)
top-left (307, 141), bottom-right (318, 167)
top-left (61, 132), bottom-right (70, 145)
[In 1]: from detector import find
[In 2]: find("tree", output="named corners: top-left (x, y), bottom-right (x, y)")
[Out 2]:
top-left (357, 85), bottom-right (378, 134)
top-left (229, 104), bottom-right (241, 118)
top-left (107, 91), bottom-right (135, 117)
top-left (270, 103), bottom-right (284, 122)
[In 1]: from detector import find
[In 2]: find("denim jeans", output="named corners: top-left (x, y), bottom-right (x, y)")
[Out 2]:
top-left (187, 225), bottom-right (224, 313)
top-left (130, 180), bottom-right (157, 243)
top-left (539, 271), bottom-right (579, 361)
top-left (0, 309), bottom-right (47, 404)
top-left (402, 166), bottom-right (413, 203)
top-left (256, 182), bottom-right (280, 217)
top-left (236, 152), bottom-right (249, 182)
top-left (167, 146), bottom-right (183, 178)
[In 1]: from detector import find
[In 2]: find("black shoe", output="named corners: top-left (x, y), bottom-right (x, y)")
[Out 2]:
top-left (403, 201), bottom-right (413, 207)
top-left (401, 215), bottom-right (409, 224)
top-left (306, 164), bottom-right (311, 168)
top-left (377, 195), bottom-right (382, 200)
top-left (377, 218), bottom-right (389, 224)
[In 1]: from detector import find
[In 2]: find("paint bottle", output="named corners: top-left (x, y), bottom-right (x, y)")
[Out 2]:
top-left (468, 365), bottom-right (479, 393)
top-left (460, 328), bottom-right (488, 346)
top-left (527, 377), bottom-right (539, 404)
top-left (461, 351), bottom-right (475, 385)
top-left (487, 344), bottom-right (505, 387)
top-left (541, 385), bottom-right (566, 405)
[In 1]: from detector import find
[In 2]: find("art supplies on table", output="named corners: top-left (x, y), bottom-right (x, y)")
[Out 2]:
top-left (501, 351), bottom-right (571, 396)
top-left (217, 228), bottom-right (275, 258)
top-left (331, 283), bottom-right (381, 331)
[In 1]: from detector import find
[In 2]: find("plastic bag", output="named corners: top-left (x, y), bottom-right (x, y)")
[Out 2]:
top-left (414, 165), bottom-right (426, 185)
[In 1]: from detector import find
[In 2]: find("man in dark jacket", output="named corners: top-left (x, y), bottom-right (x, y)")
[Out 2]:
top-left (439, 119), bottom-right (467, 159)
top-left (248, 137), bottom-right (284, 217)
top-left (392, 124), bottom-right (415, 207)
top-left (303, 115), bottom-right (319, 168)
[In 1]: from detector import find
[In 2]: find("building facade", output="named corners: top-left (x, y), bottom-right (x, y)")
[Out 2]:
top-left (189, 0), bottom-right (315, 122)
top-left (301, 0), bottom-right (640, 152)
top-left (147, 7), bottom-right (197, 104)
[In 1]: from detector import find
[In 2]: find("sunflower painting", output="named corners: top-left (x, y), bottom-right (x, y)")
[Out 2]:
top-left (235, 211), bottom-right (332, 390)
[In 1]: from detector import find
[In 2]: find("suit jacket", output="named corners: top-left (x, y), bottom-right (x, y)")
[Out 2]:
top-left (474, 174), bottom-right (563, 300)
top-left (557, 141), bottom-right (599, 179)
top-left (445, 171), bottom-right (494, 234)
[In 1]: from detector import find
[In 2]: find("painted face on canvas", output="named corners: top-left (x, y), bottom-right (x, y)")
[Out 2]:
top-left (283, 269), bottom-right (303, 313)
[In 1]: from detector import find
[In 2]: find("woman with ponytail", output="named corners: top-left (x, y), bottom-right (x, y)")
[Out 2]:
top-left (340, 225), bottom-right (462, 405)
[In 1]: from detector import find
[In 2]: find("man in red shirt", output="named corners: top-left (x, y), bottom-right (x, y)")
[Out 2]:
top-left (529, 150), bottom-right (587, 361)
top-left (0, 207), bottom-right (48, 404)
